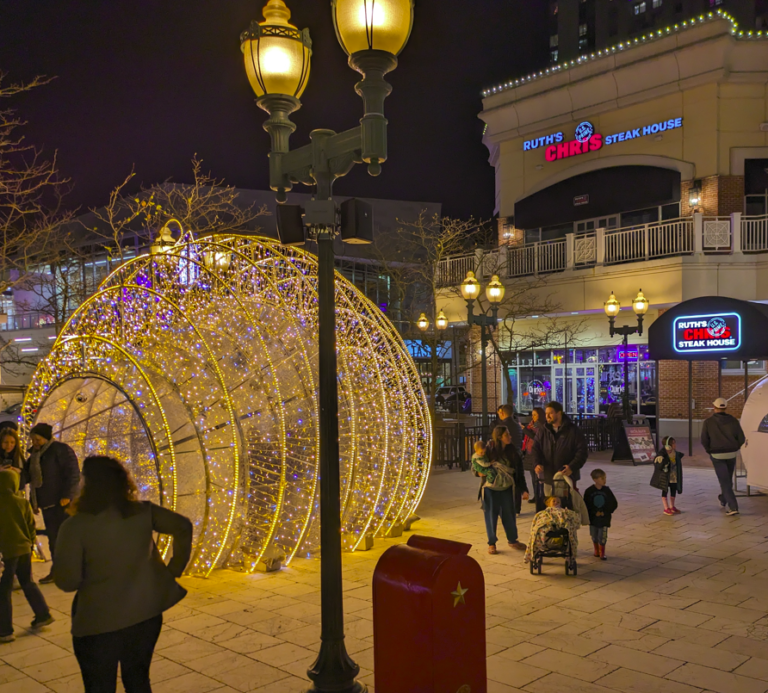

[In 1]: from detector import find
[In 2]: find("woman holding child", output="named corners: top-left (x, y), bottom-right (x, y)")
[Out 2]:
top-left (472, 426), bottom-right (528, 555)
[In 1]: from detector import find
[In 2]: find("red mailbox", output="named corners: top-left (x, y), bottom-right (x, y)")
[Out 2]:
top-left (373, 535), bottom-right (486, 693)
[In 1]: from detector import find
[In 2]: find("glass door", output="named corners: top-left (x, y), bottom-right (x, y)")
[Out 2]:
top-left (554, 365), bottom-right (597, 415)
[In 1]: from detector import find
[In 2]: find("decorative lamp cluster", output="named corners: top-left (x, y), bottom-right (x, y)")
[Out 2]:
top-left (481, 10), bottom-right (752, 98)
top-left (22, 234), bottom-right (431, 577)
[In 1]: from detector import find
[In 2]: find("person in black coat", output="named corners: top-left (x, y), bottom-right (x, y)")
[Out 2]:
top-left (496, 404), bottom-right (523, 451)
top-left (522, 407), bottom-right (545, 505)
top-left (529, 401), bottom-right (588, 490)
top-left (24, 423), bottom-right (80, 583)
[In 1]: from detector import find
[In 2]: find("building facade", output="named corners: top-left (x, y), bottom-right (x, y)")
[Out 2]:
top-left (550, 0), bottom-right (768, 63)
top-left (438, 14), bottom-right (768, 437)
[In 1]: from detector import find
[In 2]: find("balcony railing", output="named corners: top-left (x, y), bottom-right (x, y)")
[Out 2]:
top-left (435, 213), bottom-right (767, 288)
top-left (742, 215), bottom-right (768, 252)
top-left (605, 218), bottom-right (693, 265)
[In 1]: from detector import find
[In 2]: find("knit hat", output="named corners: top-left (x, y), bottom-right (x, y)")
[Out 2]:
top-left (30, 422), bottom-right (53, 440)
top-left (0, 420), bottom-right (18, 431)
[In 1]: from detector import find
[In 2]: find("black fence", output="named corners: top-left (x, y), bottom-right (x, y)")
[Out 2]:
top-left (433, 415), bottom-right (624, 470)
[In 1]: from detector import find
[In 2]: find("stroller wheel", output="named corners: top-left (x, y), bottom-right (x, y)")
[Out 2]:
top-left (537, 560), bottom-right (542, 575)
top-left (571, 560), bottom-right (578, 576)
top-left (565, 561), bottom-right (570, 575)
top-left (529, 558), bottom-right (534, 574)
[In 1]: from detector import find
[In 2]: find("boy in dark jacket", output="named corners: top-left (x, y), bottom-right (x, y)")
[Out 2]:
top-left (583, 468), bottom-right (618, 560)
top-left (0, 470), bottom-right (53, 642)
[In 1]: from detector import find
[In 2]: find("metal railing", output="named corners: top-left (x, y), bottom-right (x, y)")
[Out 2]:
top-left (507, 239), bottom-right (567, 278)
top-left (434, 214), bottom-right (768, 288)
top-left (742, 215), bottom-right (768, 252)
top-left (435, 253), bottom-right (476, 288)
top-left (605, 218), bottom-right (692, 265)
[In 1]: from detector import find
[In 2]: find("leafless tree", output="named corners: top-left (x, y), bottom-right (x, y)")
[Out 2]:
top-left (373, 212), bottom-right (485, 421)
top-left (0, 73), bottom-right (77, 376)
top-left (84, 156), bottom-right (268, 263)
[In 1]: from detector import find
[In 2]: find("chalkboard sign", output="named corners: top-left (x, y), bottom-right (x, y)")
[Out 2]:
top-left (623, 422), bottom-right (656, 464)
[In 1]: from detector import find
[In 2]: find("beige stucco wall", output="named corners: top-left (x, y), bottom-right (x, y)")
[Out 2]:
top-left (481, 20), bottom-right (768, 219)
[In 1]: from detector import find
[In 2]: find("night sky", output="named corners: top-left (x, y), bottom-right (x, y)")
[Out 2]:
top-left (0, 1), bottom-right (548, 221)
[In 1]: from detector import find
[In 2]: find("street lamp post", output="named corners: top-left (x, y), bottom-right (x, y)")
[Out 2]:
top-left (240, 3), bottom-right (415, 693)
top-left (604, 289), bottom-right (650, 423)
top-left (417, 310), bottom-right (447, 410)
top-left (461, 272), bottom-right (504, 428)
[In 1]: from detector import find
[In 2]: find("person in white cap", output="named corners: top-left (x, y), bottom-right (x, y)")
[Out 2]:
top-left (700, 398), bottom-right (745, 516)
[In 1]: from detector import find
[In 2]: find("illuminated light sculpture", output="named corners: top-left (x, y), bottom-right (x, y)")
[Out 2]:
top-left (23, 234), bottom-right (431, 576)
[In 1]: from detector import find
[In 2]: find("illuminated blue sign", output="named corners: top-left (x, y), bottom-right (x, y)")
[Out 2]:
top-left (605, 117), bottom-right (682, 146)
top-left (673, 313), bottom-right (741, 354)
top-left (523, 131), bottom-right (564, 151)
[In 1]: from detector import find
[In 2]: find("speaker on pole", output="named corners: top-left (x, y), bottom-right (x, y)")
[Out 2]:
top-left (340, 198), bottom-right (373, 244)
top-left (276, 205), bottom-right (306, 246)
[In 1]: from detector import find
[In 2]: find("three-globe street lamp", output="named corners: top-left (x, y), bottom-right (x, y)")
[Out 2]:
top-left (604, 289), bottom-right (650, 423)
top-left (461, 272), bottom-right (505, 428)
top-left (240, 2), bottom-right (415, 693)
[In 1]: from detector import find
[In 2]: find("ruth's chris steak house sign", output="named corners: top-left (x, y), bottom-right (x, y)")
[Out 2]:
top-left (674, 313), bottom-right (741, 354)
top-left (523, 117), bottom-right (684, 163)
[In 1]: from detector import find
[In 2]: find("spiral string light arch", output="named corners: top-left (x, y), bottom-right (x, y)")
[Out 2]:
top-left (23, 234), bottom-right (432, 576)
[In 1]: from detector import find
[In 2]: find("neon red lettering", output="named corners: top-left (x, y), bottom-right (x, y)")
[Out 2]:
top-left (545, 145), bottom-right (557, 162)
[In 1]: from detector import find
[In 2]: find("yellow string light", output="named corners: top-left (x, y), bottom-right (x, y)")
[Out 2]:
top-left (22, 234), bottom-right (431, 575)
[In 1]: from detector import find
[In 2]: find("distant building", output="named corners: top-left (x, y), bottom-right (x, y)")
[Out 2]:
top-left (0, 192), bottom-right (441, 397)
top-left (548, 0), bottom-right (768, 63)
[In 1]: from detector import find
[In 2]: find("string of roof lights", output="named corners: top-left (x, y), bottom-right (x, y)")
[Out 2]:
top-left (482, 10), bottom-right (758, 99)
top-left (22, 233), bottom-right (432, 577)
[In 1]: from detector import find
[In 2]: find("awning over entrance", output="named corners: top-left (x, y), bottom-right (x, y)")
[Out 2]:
top-left (514, 165), bottom-right (680, 230)
top-left (648, 296), bottom-right (768, 362)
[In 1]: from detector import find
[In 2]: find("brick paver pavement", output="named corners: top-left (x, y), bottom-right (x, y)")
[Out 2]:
top-left (3, 455), bottom-right (768, 693)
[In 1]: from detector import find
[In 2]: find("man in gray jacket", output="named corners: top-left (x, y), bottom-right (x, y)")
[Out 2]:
top-left (701, 398), bottom-right (745, 516)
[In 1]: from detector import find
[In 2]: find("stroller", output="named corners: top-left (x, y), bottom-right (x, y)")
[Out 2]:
top-left (529, 478), bottom-right (578, 576)
top-left (535, 477), bottom-right (574, 512)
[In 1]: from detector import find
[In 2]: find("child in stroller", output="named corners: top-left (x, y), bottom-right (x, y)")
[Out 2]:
top-left (525, 495), bottom-right (581, 575)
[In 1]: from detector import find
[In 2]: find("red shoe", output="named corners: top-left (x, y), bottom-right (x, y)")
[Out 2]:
top-left (488, 545), bottom-right (498, 555)
top-left (672, 506), bottom-right (681, 514)
top-left (663, 508), bottom-right (674, 515)
top-left (599, 544), bottom-right (607, 560)
top-left (593, 542), bottom-right (600, 557)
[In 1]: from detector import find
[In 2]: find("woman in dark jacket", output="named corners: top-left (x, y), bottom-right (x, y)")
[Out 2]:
top-left (490, 426), bottom-right (530, 515)
top-left (55, 456), bottom-right (193, 693)
top-left (0, 427), bottom-right (23, 476)
top-left (483, 427), bottom-right (528, 554)
top-left (650, 435), bottom-right (684, 515)
top-left (522, 407), bottom-right (545, 504)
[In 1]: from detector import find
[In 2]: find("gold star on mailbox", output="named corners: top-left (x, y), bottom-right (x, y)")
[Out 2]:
top-left (451, 582), bottom-right (468, 607)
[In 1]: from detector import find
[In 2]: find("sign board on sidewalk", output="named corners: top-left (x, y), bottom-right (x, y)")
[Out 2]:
top-left (623, 423), bottom-right (656, 464)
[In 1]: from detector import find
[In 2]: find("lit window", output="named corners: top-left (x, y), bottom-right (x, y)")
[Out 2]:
top-left (550, 34), bottom-right (559, 47)
top-left (710, 0), bottom-right (724, 6)
top-left (579, 37), bottom-right (588, 50)
top-left (550, 49), bottom-right (559, 62)
top-left (634, 1), bottom-right (646, 14)
top-left (653, 0), bottom-right (662, 7)
top-left (579, 23), bottom-right (588, 36)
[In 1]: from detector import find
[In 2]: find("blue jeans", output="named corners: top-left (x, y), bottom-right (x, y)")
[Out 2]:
top-left (483, 487), bottom-right (518, 545)
top-left (710, 456), bottom-right (738, 511)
